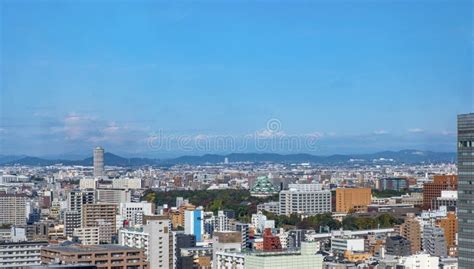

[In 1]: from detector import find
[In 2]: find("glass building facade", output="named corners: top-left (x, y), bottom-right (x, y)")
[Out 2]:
top-left (458, 113), bottom-right (474, 268)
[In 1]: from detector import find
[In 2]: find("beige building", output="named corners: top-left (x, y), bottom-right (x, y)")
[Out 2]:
top-left (41, 244), bottom-right (148, 268)
top-left (73, 227), bottom-right (100, 245)
top-left (335, 188), bottom-right (371, 213)
top-left (398, 213), bottom-right (421, 254)
top-left (0, 194), bottom-right (27, 226)
top-left (83, 203), bottom-right (117, 243)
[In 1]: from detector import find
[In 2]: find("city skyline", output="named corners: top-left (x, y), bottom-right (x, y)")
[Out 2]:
top-left (1, 1), bottom-right (472, 156)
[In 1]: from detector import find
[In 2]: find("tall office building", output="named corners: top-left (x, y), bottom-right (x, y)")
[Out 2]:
top-left (458, 113), bottom-right (474, 268)
top-left (93, 146), bottom-right (105, 177)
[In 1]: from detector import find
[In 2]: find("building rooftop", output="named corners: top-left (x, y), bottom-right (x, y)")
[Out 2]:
top-left (43, 244), bottom-right (141, 253)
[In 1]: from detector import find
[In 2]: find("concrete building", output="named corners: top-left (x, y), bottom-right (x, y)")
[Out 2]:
top-left (216, 241), bottom-right (323, 269)
top-left (212, 231), bottom-right (242, 269)
top-left (331, 237), bottom-right (365, 255)
top-left (172, 232), bottom-right (196, 269)
top-left (0, 241), bottom-right (48, 268)
top-left (41, 244), bottom-right (147, 269)
top-left (385, 235), bottom-right (411, 256)
top-left (0, 194), bottom-right (27, 226)
top-left (73, 227), bottom-right (100, 245)
top-left (398, 213), bottom-right (421, 254)
top-left (79, 177), bottom-right (98, 189)
top-left (112, 178), bottom-right (142, 189)
top-left (96, 188), bottom-right (131, 204)
top-left (118, 202), bottom-right (153, 228)
top-left (379, 253), bottom-right (439, 269)
top-left (93, 146), bottom-right (105, 178)
top-left (82, 203), bottom-right (117, 243)
top-left (457, 112), bottom-right (474, 269)
top-left (251, 211), bottom-right (275, 234)
top-left (423, 175), bottom-right (457, 209)
top-left (437, 212), bottom-right (458, 256)
top-left (257, 201), bottom-right (280, 214)
top-left (64, 210), bottom-right (82, 238)
top-left (213, 210), bottom-right (230, 232)
top-left (335, 188), bottom-right (371, 213)
top-left (234, 222), bottom-right (251, 250)
top-left (279, 188), bottom-right (331, 216)
top-left (119, 216), bottom-right (171, 269)
top-left (423, 225), bottom-right (447, 257)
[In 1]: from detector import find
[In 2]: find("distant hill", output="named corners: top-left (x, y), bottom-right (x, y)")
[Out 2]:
top-left (0, 150), bottom-right (456, 167)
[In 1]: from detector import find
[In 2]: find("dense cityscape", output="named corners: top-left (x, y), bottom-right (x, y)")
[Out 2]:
top-left (1, 1), bottom-right (472, 269)
top-left (0, 113), bottom-right (470, 269)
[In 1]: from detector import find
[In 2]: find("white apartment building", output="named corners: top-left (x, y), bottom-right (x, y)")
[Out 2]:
top-left (379, 254), bottom-right (440, 269)
top-left (213, 211), bottom-right (230, 232)
top-left (331, 237), bottom-right (365, 254)
top-left (0, 241), bottom-right (48, 268)
top-left (279, 189), bottom-right (331, 216)
top-left (112, 178), bottom-right (142, 189)
top-left (118, 202), bottom-right (153, 228)
top-left (73, 227), bottom-right (100, 245)
top-left (119, 216), bottom-right (170, 269)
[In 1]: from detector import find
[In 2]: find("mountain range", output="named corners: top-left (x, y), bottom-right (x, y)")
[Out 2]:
top-left (0, 150), bottom-right (456, 167)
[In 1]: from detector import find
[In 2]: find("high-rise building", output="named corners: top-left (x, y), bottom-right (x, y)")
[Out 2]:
top-left (423, 175), bottom-right (457, 209)
top-left (335, 188), bottom-right (371, 213)
top-left (82, 203), bottom-right (117, 243)
top-left (457, 113), bottom-right (474, 269)
top-left (119, 216), bottom-right (171, 269)
top-left (437, 212), bottom-right (458, 256)
top-left (184, 208), bottom-right (204, 242)
top-left (0, 194), bottom-right (27, 226)
top-left (423, 225), bottom-right (447, 257)
top-left (398, 213), bottom-right (421, 254)
top-left (64, 210), bottom-right (82, 238)
top-left (213, 210), bottom-right (230, 232)
top-left (172, 232), bottom-right (196, 269)
top-left (93, 146), bottom-right (105, 178)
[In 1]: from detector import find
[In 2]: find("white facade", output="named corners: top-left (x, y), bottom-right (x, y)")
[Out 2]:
top-left (288, 183), bottom-right (323, 191)
top-left (118, 202), bottom-right (153, 227)
top-left (251, 211), bottom-right (274, 233)
top-left (279, 189), bottom-right (331, 216)
top-left (331, 237), bottom-right (365, 254)
top-left (73, 227), bottom-right (100, 245)
top-left (113, 178), bottom-right (142, 189)
top-left (213, 211), bottom-right (230, 232)
top-left (380, 254), bottom-right (440, 269)
top-left (119, 218), bottom-right (170, 269)
top-left (0, 241), bottom-right (48, 268)
top-left (79, 177), bottom-right (97, 189)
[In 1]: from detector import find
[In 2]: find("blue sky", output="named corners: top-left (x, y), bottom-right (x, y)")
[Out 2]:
top-left (0, 0), bottom-right (472, 157)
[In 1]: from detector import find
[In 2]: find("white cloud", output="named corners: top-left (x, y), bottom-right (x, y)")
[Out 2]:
top-left (373, 130), bottom-right (389, 135)
top-left (408, 128), bottom-right (424, 133)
